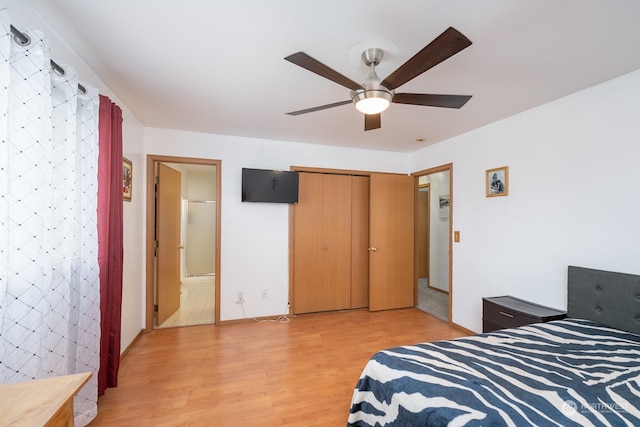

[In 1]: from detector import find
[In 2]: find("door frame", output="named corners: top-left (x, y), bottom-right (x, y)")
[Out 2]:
top-left (145, 154), bottom-right (222, 332)
top-left (412, 163), bottom-right (453, 324)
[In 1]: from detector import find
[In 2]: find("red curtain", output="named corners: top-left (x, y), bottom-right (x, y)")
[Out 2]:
top-left (97, 95), bottom-right (124, 396)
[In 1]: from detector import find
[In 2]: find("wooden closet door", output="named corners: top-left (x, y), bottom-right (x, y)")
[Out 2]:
top-left (292, 173), bottom-right (324, 313)
top-left (368, 173), bottom-right (415, 311)
top-left (351, 175), bottom-right (369, 308)
top-left (292, 173), bottom-right (353, 313)
top-left (322, 174), bottom-right (351, 311)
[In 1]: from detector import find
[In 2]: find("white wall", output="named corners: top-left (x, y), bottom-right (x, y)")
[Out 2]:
top-left (145, 128), bottom-right (410, 321)
top-left (3, 0), bottom-right (147, 351)
top-left (411, 69), bottom-right (640, 332)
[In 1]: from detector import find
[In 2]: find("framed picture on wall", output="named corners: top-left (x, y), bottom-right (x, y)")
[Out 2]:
top-left (123, 157), bottom-right (132, 202)
top-left (486, 166), bottom-right (508, 197)
top-left (439, 194), bottom-right (450, 220)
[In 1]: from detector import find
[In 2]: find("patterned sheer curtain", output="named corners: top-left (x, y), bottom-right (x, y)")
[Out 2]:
top-left (0, 9), bottom-right (100, 426)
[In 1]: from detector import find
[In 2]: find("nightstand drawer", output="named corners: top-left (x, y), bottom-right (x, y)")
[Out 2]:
top-left (483, 302), bottom-right (539, 329)
top-left (482, 296), bottom-right (566, 333)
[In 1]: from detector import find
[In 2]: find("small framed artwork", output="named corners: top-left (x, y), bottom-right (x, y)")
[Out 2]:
top-left (123, 157), bottom-right (132, 202)
top-left (439, 194), bottom-right (450, 220)
top-left (486, 166), bottom-right (508, 197)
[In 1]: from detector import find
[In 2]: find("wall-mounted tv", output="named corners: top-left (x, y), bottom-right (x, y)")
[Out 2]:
top-left (241, 168), bottom-right (299, 204)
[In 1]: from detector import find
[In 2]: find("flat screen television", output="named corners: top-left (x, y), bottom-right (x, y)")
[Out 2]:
top-left (241, 168), bottom-right (299, 204)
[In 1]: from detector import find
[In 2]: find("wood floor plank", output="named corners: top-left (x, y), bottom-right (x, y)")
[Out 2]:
top-left (90, 308), bottom-right (468, 426)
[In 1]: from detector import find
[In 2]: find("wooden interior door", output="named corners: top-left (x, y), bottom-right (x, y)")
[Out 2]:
top-left (156, 163), bottom-right (182, 325)
top-left (368, 173), bottom-right (415, 311)
top-left (417, 185), bottom-right (430, 278)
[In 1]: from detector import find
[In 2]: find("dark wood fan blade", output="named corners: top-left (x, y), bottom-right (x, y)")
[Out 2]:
top-left (285, 52), bottom-right (363, 90)
top-left (393, 93), bottom-right (472, 109)
top-left (381, 27), bottom-right (472, 91)
top-left (286, 100), bottom-right (352, 116)
top-left (364, 113), bottom-right (381, 131)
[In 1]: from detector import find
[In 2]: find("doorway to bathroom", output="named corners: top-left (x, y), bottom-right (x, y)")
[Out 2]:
top-left (145, 155), bottom-right (221, 331)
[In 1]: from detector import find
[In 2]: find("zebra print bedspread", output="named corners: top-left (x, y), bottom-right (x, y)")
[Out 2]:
top-left (347, 319), bottom-right (640, 426)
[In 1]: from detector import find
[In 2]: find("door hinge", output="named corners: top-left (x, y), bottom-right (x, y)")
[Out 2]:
top-left (154, 304), bottom-right (158, 313)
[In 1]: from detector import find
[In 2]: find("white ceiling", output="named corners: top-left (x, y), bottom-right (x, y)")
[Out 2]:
top-left (21, 0), bottom-right (640, 153)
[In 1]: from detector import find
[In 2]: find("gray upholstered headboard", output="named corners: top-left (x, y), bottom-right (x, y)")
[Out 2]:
top-left (568, 266), bottom-right (640, 335)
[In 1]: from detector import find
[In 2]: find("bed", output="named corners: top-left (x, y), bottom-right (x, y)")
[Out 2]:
top-left (347, 266), bottom-right (640, 426)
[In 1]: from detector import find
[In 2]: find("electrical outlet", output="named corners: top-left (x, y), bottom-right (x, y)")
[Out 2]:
top-left (236, 292), bottom-right (244, 305)
top-left (262, 289), bottom-right (268, 299)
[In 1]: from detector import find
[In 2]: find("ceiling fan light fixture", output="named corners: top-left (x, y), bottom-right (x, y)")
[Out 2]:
top-left (352, 89), bottom-right (393, 115)
top-left (284, 28), bottom-right (473, 130)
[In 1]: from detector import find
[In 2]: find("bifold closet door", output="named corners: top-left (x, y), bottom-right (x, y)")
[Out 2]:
top-left (292, 173), bottom-right (351, 313)
top-left (292, 173), bottom-right (323, 314)
top-left (350, 175), bottom-right (369, 308)
top-left (321, 174), bottom-right (352, 310)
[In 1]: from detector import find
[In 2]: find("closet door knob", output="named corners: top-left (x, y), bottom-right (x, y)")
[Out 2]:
top-left (368, 247), bottom-right (378, 252)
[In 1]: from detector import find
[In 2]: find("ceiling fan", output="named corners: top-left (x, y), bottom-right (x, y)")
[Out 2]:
top-left (284, 27), bottom-right (472, 131)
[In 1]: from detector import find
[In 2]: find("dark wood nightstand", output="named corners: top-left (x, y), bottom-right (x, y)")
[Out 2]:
top-left (482, 296), bottom-right (566, 333)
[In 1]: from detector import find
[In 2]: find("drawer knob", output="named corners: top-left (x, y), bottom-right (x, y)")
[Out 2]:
top-left (499, 311), bottom-right (514, 318)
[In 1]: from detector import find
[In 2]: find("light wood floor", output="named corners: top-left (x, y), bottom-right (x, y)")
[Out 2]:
top-left (90, 308), bottom-right (468, 426)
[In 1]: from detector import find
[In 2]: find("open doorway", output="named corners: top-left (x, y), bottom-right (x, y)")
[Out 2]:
top-left (145, 155), bottom-right (221, 332)
top-left (413, 164), bottom-right (453, 323)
